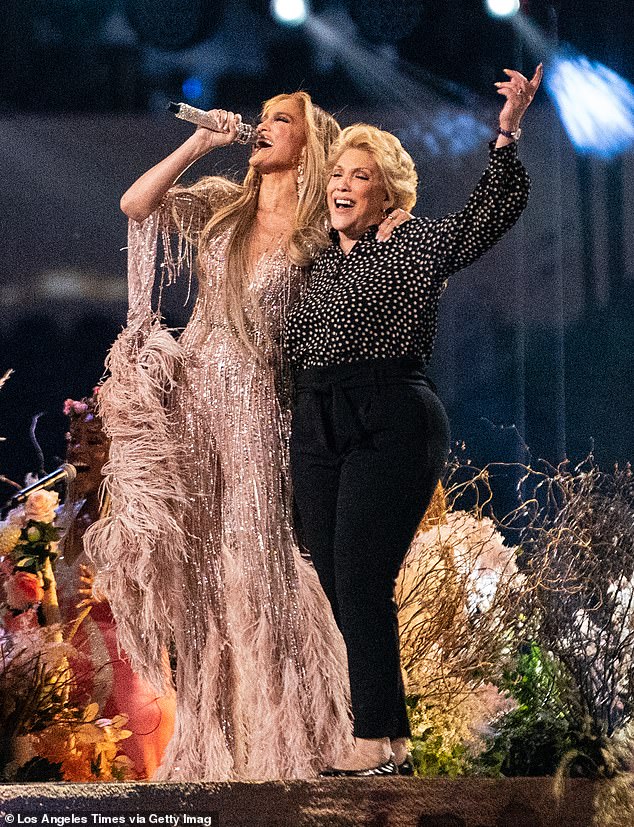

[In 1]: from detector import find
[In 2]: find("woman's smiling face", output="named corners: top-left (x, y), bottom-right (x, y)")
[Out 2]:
top-left (327, 148), bottom-right (390, 243)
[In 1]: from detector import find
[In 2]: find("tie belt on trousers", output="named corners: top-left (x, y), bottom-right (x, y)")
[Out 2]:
top-left (293, 357), bottom-right (437, 454)
top-left (294, 356), bottom-right (435, 393)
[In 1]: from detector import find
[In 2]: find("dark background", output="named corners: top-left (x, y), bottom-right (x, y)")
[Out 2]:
top-left (0, 0), bottom-right (632, 506)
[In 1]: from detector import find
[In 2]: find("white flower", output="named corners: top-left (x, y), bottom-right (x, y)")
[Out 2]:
top-left (24, 490), bottom-right (59, 524)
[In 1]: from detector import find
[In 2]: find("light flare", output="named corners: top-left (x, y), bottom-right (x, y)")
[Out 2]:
top-left (270, 0), bottom-right (308, 26)
top-left (545, 55), bottom-right (634, 159)
top-left (485, 0), bottom-right (520, 19)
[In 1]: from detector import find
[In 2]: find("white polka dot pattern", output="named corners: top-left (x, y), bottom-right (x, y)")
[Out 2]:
top-left (286, 142), bottom-right (530, 371)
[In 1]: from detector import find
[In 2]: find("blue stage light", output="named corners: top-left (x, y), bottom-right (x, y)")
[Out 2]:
top-left (546, 55), bottom-right (634, 159)
top-left (182, 76), bottom-right (204, 102)
top-left (271, 0), bottom-right (308, 26)
top-left (485, 0), bottom-right (520, 18)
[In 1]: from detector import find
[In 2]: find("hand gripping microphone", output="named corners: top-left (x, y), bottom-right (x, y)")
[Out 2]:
top-left (168, 102), bottom-right (256, 145)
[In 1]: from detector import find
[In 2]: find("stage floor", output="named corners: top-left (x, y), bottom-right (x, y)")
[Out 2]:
top-left (0, 776), bottom-right (601, 827)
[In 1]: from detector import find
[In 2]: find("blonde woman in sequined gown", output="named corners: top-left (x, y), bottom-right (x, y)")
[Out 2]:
top-left (85, 93), bottom-right (354, 780)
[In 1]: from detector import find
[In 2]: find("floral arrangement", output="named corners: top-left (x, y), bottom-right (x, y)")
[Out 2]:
top-left (0, 487), bottom-right (132, 781)
top-left (63, 386), bottom-right (100, 418)
top-left (395, 471), bottom-right (527, 776)
top-left (23, 703), bottom-right (132, 783)
top-left (489, 456), bottom-right (634, 791)
top-left (396, 454), bottom-right (634, 799)
top-left (519, 458), bottom-right (634, 744)
top-left (407, 681), bottom-right (516, 777)
top-left (398, 508), bottom-right (524, 697)
top-left (1, 489), bottom-right (61, 631)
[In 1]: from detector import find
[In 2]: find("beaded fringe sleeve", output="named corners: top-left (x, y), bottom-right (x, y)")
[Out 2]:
top-left (83, 180), bottom-right (235, 691)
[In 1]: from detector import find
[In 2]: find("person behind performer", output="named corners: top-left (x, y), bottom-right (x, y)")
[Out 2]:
top-left (87, 92), bottom-right (406, 781)
top-left (56, 390), bottom-right (176, 780)
top-left (285, 65), bottom-right (543, 776)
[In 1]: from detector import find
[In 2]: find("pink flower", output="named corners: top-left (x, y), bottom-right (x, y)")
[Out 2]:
top-left (24, 489), bottom-right (59, 524)
top-left (63, 399), bottom-right (89, 416)
top-left (4, 571), bottom-right (44, 610)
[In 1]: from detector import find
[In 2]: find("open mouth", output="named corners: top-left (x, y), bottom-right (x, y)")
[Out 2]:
top-left (333, 198), bottom-right (355, 211)
top-left (68, 461), bottom-right (90, 472)
top-left (254, 137), bottom-right (273, 149)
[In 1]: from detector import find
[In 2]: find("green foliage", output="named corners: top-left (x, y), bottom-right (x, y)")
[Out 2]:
top-left (407, 695), bottom-right (476, 778)
top-left (410, 731), bottom-right (472, 778)
top-left (477, 643), bottom-right (613, 778)
top-left (10, 520), bottom-right (61, 576)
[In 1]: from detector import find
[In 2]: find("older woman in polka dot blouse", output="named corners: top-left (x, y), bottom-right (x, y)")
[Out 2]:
top-left (285, 65), bottom-right (543, 777)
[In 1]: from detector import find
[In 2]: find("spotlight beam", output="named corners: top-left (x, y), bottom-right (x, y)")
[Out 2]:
top-left (511, 15), bottom-right (634, 159)
top-left (304, 15), bottom-right (492, 157)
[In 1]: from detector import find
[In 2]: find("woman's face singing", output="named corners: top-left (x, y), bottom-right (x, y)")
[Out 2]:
top-left (327, 148), bottom-right (390, 241)
top-left (65, 416), bottom-right (109, 499)
top-left (249, 96), bottom-right (307, 174)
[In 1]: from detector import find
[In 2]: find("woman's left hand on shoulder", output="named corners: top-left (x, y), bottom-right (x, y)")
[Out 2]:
top-left (495, 63), bottom-right (544, 133)
top-left (377, 208), bottom-right (413, 242)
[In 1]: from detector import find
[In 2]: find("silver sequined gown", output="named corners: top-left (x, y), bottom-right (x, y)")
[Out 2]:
top-left (86, 191), bottom-right (352, 782)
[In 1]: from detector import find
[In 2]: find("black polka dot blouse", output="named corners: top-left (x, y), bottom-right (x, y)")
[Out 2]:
top-left (285, 142), bottom-right (530, 372)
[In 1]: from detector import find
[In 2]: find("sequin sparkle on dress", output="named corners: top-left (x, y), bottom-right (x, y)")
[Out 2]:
top-left (85, 184), bottom-right (352, 781)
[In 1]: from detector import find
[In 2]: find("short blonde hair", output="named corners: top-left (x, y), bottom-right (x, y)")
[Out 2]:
top-left (327, 124), bottom-right (418, 213)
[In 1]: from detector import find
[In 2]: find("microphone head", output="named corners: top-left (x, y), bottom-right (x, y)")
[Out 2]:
top-left (167, 102), bottom-right (180, 114)
top-left (63, 463), bottom-right (77, 482)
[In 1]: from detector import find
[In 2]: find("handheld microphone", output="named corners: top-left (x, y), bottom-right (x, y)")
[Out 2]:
top-left (167, 102), bottom-right (256, 145)
top-left (11, 464), bottom-right (77, 506)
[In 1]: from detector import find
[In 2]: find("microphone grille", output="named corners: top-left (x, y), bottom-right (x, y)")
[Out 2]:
top-left (63, 463), bottom-right (78, 482)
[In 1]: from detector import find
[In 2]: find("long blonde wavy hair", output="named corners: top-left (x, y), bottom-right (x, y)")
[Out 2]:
top-left (198, 92), bottom-right (340, 357)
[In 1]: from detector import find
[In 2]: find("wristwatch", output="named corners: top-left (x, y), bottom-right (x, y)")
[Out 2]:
top-left (497, 126), bottom-right (522, 141)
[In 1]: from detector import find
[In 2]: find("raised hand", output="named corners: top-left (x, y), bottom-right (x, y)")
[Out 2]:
top-left (495, 64), bottom-right (543, 132)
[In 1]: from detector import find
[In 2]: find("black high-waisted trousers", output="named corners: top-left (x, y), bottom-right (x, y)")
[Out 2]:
top-left (290, 358), bottom-right (450, 740)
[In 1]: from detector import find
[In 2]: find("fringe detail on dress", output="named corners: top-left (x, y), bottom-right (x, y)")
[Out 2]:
top-left (154, 544), bottom-right (352, 782)
top-left (85, 210), bottom-right (353, 779)
top-left (153, 608), bottom-right (234, 781)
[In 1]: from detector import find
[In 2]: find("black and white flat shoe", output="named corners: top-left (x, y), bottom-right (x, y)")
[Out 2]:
top-left (319, 757), bottom-right (398, 777)
top-left (396, 753), bottom-right (415, 776)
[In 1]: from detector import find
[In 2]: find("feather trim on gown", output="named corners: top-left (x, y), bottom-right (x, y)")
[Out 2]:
top-left (85, 191), bottom-right (352, 780)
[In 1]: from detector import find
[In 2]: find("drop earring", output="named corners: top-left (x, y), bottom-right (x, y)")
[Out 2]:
top-left (296, 151), bottom-right (306, 198)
